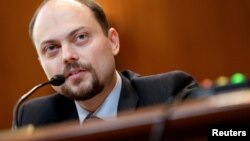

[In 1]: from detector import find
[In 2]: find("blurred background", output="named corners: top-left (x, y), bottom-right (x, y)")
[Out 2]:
top-left (0, 0), bottom-right (249, 130)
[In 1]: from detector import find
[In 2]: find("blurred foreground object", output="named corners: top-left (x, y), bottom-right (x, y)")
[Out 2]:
top-left (1, 87), bottom-right (250, 141)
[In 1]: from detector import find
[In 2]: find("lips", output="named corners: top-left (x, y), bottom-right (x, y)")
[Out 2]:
top-left (65, 68), bottom-right (86, 79)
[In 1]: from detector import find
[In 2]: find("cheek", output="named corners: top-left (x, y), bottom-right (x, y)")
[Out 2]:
top-left (90, 43), bottom-right (113, 63)
top-left (40, 59), bottom-right (62, 78)
top-left (92, 45), bottom-right (116, 75)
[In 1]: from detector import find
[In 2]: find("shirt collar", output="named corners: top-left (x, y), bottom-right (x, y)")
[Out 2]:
top-left (75, 71), bottom-right (122, 124)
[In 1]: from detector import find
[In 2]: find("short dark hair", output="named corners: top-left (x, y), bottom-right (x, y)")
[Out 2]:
top-left (29, 0), bottom-right (110, 40)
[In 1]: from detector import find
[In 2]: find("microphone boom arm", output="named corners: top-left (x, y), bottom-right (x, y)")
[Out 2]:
top-left (12, 74), bottom-right (65, 129)
top-left (12, 82), bottom-right (50, 129)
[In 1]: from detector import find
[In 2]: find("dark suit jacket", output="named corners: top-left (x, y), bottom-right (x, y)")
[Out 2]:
top-left (17, 70), bottom-right (199, 128)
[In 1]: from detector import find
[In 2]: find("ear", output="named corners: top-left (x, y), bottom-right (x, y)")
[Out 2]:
top-left (108, 27), bottom-right (120, 56)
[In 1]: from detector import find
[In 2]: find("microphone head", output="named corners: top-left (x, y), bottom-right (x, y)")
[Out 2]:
top-left (49, 74), bottom-right (65, 86)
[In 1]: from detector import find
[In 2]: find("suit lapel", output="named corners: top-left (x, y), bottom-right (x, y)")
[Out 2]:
top-left (118, 72), bottom-right (138, 112)
top-left (54, 95), bottom-right (79, 123)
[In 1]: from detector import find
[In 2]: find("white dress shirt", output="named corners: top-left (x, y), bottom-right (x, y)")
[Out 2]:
top-left (74, 71), bottom-right (122, 124)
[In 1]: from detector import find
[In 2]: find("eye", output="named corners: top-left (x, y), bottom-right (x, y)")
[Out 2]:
top-left (42, 44), bottom-right (60, 57)
top-left (46, 45), bottom-right (56, 51)
top-left (45, 45), bottom-right (58, 52)
top-left (77, 34), bottom-right (85, 40)
top-left (75, 33), bottom-right (89, 45)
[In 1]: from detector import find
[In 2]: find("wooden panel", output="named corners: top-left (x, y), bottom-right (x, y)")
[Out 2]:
top-left (0, 0), bottom-right (249, 130)
top-left (1, 90), bottom-right (250, 141)
top-left (98, 0), bottom-right (250, 79)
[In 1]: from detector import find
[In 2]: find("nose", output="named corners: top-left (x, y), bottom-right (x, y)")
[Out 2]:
top-left (62, 44), bottom-right (79, 64)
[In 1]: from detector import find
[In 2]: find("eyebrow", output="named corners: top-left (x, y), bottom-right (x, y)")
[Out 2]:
top-left (40, 26), bottom-right (86, 47)
top-left (40, 40), bottom-right (56, 48)
top-left (67, 26), bottom-right (86, 38)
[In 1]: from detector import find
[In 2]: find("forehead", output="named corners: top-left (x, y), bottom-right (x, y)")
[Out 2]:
top-left (33, 0), bottom-right (98, 46)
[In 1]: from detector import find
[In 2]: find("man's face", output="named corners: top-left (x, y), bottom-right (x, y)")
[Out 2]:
top-left (32, 0), bottom-right (119, 100)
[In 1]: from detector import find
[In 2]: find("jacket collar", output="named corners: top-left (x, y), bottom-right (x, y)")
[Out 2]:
top-left (117, 71), bottom-right (139, 112)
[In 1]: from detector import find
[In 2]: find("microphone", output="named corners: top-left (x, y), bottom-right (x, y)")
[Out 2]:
top-left (12, 74), bottom-right (65, 129)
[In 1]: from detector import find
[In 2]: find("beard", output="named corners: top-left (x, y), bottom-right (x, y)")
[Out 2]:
top-left (60, 62), bottom-right (104, 101)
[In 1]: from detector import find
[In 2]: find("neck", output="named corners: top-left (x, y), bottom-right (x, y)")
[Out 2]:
top-left (76, 72), bottom-right (117, 112)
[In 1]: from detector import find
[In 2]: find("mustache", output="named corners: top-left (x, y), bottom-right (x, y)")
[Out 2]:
top-left (62, 62), bottom-right (92, 77)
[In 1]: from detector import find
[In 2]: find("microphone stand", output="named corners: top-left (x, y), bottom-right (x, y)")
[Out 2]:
top-left (12, 81), bottom-right (51, 129)
top-left (12, 74), bottom-right (65, 129)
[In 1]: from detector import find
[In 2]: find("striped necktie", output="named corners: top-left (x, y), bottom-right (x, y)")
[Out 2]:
top-left (83, 113), bottom-right (102, 123)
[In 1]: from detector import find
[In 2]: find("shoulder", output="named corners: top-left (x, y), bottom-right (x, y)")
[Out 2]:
top-left (19, 94), bottom-right (76, 116)
top-left (18, 94), bottom-right (76, 127)
top-left (22, 93), bottom-right (71, 108)
top-left (18, 93), bottom-right (70, 118)
top-left (121, 69), bottom-right (195, 85)
top-left (120, 70), bottom-right (199, 105)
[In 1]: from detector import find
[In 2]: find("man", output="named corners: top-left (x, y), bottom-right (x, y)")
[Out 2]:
top-left (17, 0), bottom-right (199, 128)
